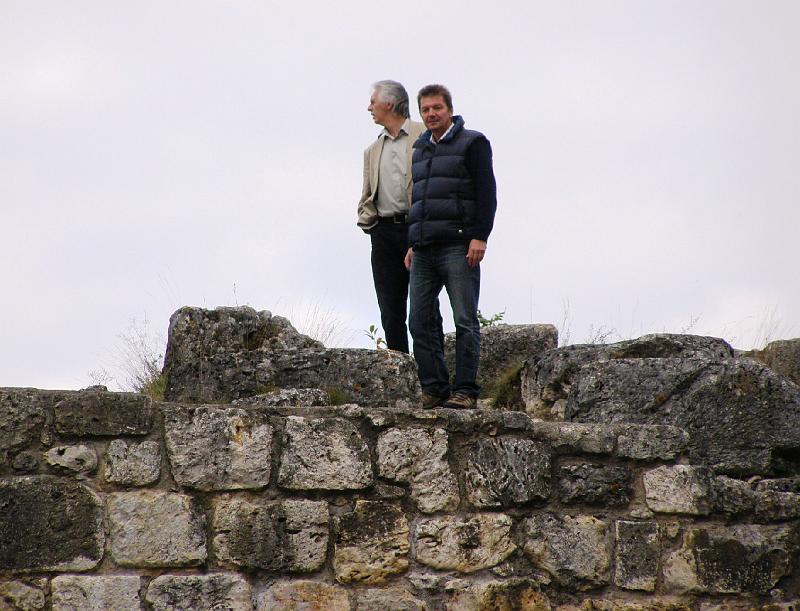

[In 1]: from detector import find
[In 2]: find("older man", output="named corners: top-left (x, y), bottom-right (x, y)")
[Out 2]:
top-left (357, 80), bottom-right (426, 353)
top-left (404, 84), bottom-right (497, 409)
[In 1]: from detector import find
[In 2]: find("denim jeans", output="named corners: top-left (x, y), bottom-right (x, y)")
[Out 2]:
top-left (409, 243), bottom-right (481, 397)
top-left (370, 221), bottom-right (411, 353)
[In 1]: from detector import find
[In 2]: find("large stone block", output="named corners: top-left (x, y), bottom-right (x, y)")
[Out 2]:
top-left (745, 338), bottom-right (800, 386)
top-left (0, 389), bottom-right (53, 459)
top-left (520, 514), bottom-right (610, 589)
top-left (107, 491), bottom-right (206, 567)
top-left (54, 391), bottom-right (153, 436)
top-left (559, 464), bottom-right (631, 507)
top-left (415, 514), bottom-right (516, 573)
top-left (578, 600), bottom-right (691, 611)
top-left (465, 437), bottom-right (551, 508)
top-left (212, 497), bottom-right (328, 572)
top-left (333, 500), bottom-right (409, 584)
top-left (377, 427), bottom-right (459, 512)
top-left (0, 477), bottom-right (104, 572)
top-left (146, 573), bottom-right (252, 611)
top-left (355, 587), bottom-right (428, 611)
top-left (614, 521), bottom-right (659, 591)
top-left (104, 439), bottom-right (161, 486)
top-left (164, 405), bottom-right (273, 491)
top-left (615, 425), bottom-right (689, 460)
top-left (643, 466), bottom-right (712, 515)
top-left (0, 579), bottom-right (46, 610)
top-left (446, 579), bottom-right (551, 611)
top-left (278, 416), bottom-right (373, 490)
top-left (259, 580), bottom-right (350, 611)
top-left (51, 575), bottom-right (141, 611)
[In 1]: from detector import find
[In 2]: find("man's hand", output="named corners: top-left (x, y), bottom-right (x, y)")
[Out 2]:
top-left (466, 239), bottom-right (487, 267)
top-left (404, 247), bottom-right (414, 271)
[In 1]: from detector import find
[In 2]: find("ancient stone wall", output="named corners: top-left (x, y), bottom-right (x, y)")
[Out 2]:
top-left (1, 386), bottom-right (799, 610)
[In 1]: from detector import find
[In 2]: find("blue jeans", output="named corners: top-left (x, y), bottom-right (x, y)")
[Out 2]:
top-left (409, 243), bottom-right (481, 397)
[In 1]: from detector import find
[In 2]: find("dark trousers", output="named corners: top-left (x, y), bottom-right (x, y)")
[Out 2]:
top-left (370, 221), bottom-right (411, 353)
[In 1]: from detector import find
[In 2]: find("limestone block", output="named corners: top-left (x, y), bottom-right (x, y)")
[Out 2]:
top-left (558, 464), bottom-right (631, 507)
top-left (104, 439), bottom-right (161, 486)
top-left (415, 514), bottom-right (516, 573)
top-left (616, 425), bottom-right (689, 460)
top-left (531, 422), bottom-right (616, 454)
top-left (520, 514), bottom-right (610, 589)
top-left (664, 524), bottom-right (797, 594)
top-left (747, 337), bottom-right (800, 386)
top-left (465, 437), bottom-right (551, 508)
top-left (445, 579), bottom-right (551, 611)
top-left (643, 465), bottom-right (712, 515)
top-left (259, 580), bottom-right (350, 611)
top-left (754, 489), bottom-right (800, 521)
top-left (0, 388), bottom-right (51, 456)
top-left (354, 587), bottom-right (428, 611)
top-left (164, 405), bottom-right (273, 491)
top-left (54, 391), bottom-right (153, 436)
top-left (107, 491), bottom-right (206, 567)
top-left (278, 416), bottom-right (372, 491)
top-left (146, 573), bottom-right (252, 611)
top-left (333, 500), bottom-right (409, 584)
top-left (51, 575), bottom-right (141, 611)
top-left (234, 387), bottom-right (329, 407)
top-left (11, 452), bottom-right (39, 473)
top-left (712, 476), bottom-right (756, 516)
top-left (44, 445), bottom-right (97, 473)
top-left (0, 477), bottom-right (104, 572)
top-left (614, 521), bottom-right (659, 591)
top-left (577, 600), bottom-right (692, 611)
top-left (376, 427), bottom-right (459, 512)
top-left (212, 497), bottom-right (328, 572)
top-left (0, 579), bottom-right (45, 610)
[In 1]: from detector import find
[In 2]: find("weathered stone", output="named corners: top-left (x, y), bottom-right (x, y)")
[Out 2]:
top-left (745, 338), bottom-right (800, 386)
top-left (0, 579), bottom-right (45, 610)
top-left (258, 580), bottom-right (350, 611)
top-left (0, 477), bottom-right (104, 572)
top-left (355, 587), bottom-right (427, 611)
top-left (11, 451), bottom-right (39, 472)
top-left (578, 600), bottom-right (692, 611)
top-left (415, 514), bottom-right (516, 573)
top-left (465, 437), bottom-right (551, 507)
top-left (446, 579), bottom-right (551, 611)
top-left (278, 416), bottom-right (372, 490)
top-left (445, 323), bottom-right (558, 391)
top-left (559, 464), bottom-right (631, 507)
top-left (754, 489), bottom-right (800, 521)
top-left (234, 387), bottom-right (329, 406)
top-left (212, 497), bottom-right (328, 572)
top-left (0, 389), bottom-right (53, 457)
top-left (644, 466), bottom-right (712, 515)
top-left (333, 500), bottom-right (409, 584)
top-left (616, 425), bottom-right (689, 460)
top-left (377, 427), bottom-right (459, 512)
top-left (107, 491), bottom-right (206, 567)
top-left (104, 439), bottom-right (161, 485)
top-left (164, 405), bottom-right (273, 491)
top-left (51, 575), bottom-right (141, 611)
top-left (54, 391), bottom-right (153, 436)
top-left (614, 521), bottom-right (659, 591)
top-left (664, 524), bottom-right (797, 594)
top-left (530, 422), bottom-right (616, 454)
top-left (146, 573), bottom-right (251, 611)
top-left (700, 603), bottom-right (800, 611)
top-left (520, 514), bottom-right (610, 589)
top-left (44, 445), bottom-right (97, 473)
top-left (712, 476), bottom-right (756, 516)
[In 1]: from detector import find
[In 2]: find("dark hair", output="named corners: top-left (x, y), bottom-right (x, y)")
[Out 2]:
top-left (417, 84), bottom-right (453, 111)
top-left (372, 80), bottom-right (410, 118)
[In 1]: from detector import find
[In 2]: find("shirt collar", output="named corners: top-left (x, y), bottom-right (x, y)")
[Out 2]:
top-left (380, 118), bottom-right (411, 140)
top-left (430, 121), bottom-right (455, 144)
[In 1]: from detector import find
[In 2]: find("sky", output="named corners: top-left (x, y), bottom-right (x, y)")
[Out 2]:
top-left (2, 1), bottom-right (799, 390)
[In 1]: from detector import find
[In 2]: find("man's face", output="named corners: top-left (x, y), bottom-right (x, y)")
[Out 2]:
top-left (419, 95), bottom-right (453, 138)
top-left (368, 90), bottom-right (392, 127)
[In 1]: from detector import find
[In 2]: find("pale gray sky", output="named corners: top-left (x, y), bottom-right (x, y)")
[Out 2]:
top-left (3, 1), bottom-right (799, 390)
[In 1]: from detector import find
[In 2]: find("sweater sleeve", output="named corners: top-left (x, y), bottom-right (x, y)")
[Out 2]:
top-left (465, 136), bottom-right (497, 242)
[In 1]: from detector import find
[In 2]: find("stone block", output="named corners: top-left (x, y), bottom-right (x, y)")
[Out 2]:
top-left (616, 425), bottom-right (689, 460)
top-left (664, 524), bottom-right (797, 594)
top-left (578, 600), bottom-right (692, 610)
top-left (164, 405), bottom-right (273, 491)
top-left (212, 497), bottom-right (328, 572)
top-left (104, 439), bottom-right (161, 486)
top-left (445, 579), bottom-right (551, 611)
top-left (377, 427), bottom-right (459, 512)
top-left (333, 500), bottom-right (409, 584)
top-left (278, 416), bottom-right (373, 491)
top-left (107, 491), bottom-right (206, 567)
top-left (44, 445), bottom-right (97, 473)
top-left (747, 337), bottom-right (800, 386)
top-left (259, 580), bottom-right (350, 611)
top-left (234, 387), bottom-right (329, 406)
top-left (415, 514), bottom-right (516, 573)
top-left (465, 437), bottom-right (551, 508)
top-left (614, 521), bottom-right (659, 591)
top-left (0, 579), bottom-right (46, 610)
top-left (712, 476), bottom-right (756, 516)
top-left (54, 391), bottom-right (153, 436)
top-left (559, 464), bottom-right (632, 507)
top-left (643, 465), bottom-right (712, 515)
top-left (520, 513), bottom-right (610, 589)
top-left (531, 422), bottom-right (616, 454)
top-left (0, 388), bottom-right (52, 456)
top-left (0, 477), bottom-right (104, 572)
top-left (146, 573), bottom-right (252, 611)
top-left (51, 575), bottom-right (141, 611)
top-left (355, 587), bottom-right (428, 611)
top-left (754, 489), bottom-right (800, 521)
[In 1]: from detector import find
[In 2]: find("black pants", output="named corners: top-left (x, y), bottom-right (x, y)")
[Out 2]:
top-left (370, 221), bottom-right (410, 353)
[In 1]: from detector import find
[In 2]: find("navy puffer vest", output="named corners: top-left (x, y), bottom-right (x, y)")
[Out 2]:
top-left (409, 116), bottom-right (484, 248)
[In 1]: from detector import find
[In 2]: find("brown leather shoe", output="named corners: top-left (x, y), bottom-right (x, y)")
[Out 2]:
top-left (421, 392), bottom-right (449, 409)
top-left (443, 392), bottom-right (477, 409)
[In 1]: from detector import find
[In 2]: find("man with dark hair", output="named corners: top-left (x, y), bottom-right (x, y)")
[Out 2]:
top-left (357, 80), bottom-right (426, 353)
top-left (404, 84), bottom-right (497, 409)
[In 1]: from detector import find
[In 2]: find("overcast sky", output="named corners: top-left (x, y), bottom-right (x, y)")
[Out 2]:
top-left (3, 1), bottom-right (799, 390)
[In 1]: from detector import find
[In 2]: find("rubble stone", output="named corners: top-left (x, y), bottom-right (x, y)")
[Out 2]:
top-left (51, 575), bottom-right (141, 611)
top-left (355, 587), bottom-right (427, 611)
top-left (446, 579), bottom-right (552, 611)
top-left (0, 579), bottom-right (46, 610)
top-left (614, 521), bottom-right (659, 591)
top-left (559, 464), bottom-right (631, 507)
top-left (644, 465), bottom-right (712, 515)
top-left (258, 580), bottom-right (350, 611)
top-left (44, 445), bottom-right (97, 473)
top-left (104, 439), bottom-right (161, 486)
top-left (146, 573), bottom-right (251, 611)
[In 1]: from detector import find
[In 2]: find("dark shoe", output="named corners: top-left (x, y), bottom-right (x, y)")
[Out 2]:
top-left (443, 392), bottom-right (477, 409)
top-left (421, 392), bottom-right (449, 409)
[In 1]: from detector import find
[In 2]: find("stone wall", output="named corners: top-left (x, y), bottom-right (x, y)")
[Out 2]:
top-left (1, 386), bottom-right (799, 610)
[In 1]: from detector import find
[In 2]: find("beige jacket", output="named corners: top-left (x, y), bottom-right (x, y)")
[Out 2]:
top-left (356, 120), bottom-right (425, 232)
